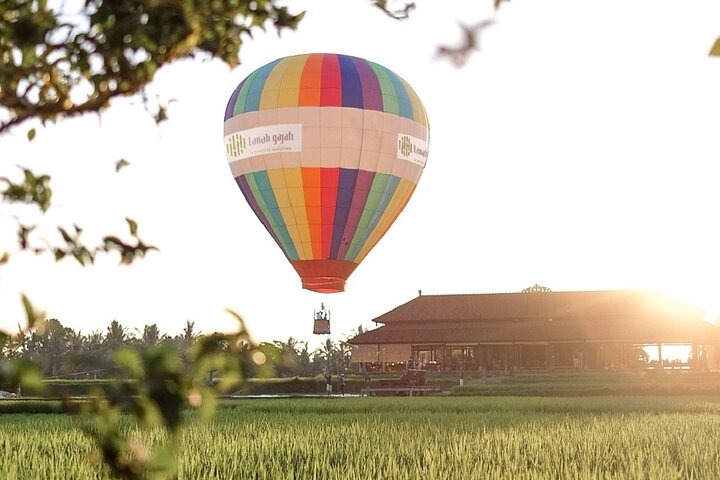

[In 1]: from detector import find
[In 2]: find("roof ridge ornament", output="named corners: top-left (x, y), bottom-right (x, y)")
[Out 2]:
top-left (522, 284), bottom-right (552, 293)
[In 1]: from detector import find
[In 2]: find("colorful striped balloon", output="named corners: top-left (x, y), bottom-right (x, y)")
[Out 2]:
top-left (224, 53), bottom-right (429, 293)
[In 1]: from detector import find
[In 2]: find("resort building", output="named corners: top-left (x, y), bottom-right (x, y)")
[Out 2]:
top-left (348, 287), bottom-right (720, 372)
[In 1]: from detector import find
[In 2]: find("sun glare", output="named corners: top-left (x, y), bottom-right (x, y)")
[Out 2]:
top-left (659, 288), bottom-right (720, 324)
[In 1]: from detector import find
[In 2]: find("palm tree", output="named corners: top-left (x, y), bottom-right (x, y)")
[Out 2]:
top-left (81, 331), bottom-right (110, 378)
top-left (104, 320), bottom-right (129, 350)
top-left (85, 331), bottom-right (104, 348)
top-left (337, 340), bottom-right (353, 373)
top-left (179, 321), bottom-right (199, 347)
top-left (25, 318), bottom-right (69, 377)
top-left (177, 320), bottom-right (201, 369)
top-left (138, 323), bottom-right (163, 349)
top-left (272, 337), bottom-right (308, 376)
top-left (315, 338), bottom-right (340, 375)
top-left (63, 328), bottom-right (86, 375)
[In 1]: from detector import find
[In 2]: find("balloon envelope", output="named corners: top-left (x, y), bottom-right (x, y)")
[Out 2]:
top-left (224, 53), bottom-right (430, 293)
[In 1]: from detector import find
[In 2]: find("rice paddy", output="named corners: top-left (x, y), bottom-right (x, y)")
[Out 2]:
top-left (2, 396), bottom-right (720, 479)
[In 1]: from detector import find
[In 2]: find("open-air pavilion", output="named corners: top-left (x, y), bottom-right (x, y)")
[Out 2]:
top-left (348, 288), bottom-right (720, 373)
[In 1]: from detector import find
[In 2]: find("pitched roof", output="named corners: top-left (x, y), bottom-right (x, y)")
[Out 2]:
top-left (350, 317), bottom-right (719, 345)
top-left (371, 290), bottom-right (705, 324)
top-left (349, 290), bottom-right (717, 345)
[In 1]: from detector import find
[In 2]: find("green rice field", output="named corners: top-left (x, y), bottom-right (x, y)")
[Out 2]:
top-left (2, 396), bottom-right (720, 479)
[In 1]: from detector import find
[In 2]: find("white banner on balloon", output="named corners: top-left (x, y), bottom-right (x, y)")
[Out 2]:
top-left (225, 124), bottom-right (303, 161)
top-left (396, 134), bottom-right (429, 167)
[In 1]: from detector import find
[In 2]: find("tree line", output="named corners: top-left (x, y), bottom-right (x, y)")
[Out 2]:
top-left (0, 318), bottom-right (358, 381)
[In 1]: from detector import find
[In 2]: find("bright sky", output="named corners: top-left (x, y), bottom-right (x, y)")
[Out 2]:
top-left (2, 0), bottom-right (720, 348)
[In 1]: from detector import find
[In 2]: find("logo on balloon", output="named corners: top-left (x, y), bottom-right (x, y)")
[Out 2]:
top-left (398, 135), bottom-right (412, 157)
top-left (226, 133), bottom-right (248, 158)
top-left (225, 124), bottom-right (303, 162)
top-left (397, 134), bottom-right (429, 167)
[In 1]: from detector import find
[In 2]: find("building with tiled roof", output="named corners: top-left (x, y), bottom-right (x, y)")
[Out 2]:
top-left (348, 287), bottom-right (720, 372)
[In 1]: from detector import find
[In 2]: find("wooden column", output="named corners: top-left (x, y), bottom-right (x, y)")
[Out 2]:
top-left (504, 345), bottom-right (510, 374)
top-left (517, 344), bottom-right (523, 369)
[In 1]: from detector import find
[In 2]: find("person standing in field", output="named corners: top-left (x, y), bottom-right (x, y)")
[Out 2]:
top-left (338, 373), bottom-right (346, 396)
top-left (324, 372), bottom-right (332, 395)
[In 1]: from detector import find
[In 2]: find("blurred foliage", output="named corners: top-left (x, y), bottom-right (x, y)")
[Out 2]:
top-left (374, 1), bottom-right (720, 62)
top-left (372, 0), bottom-right (498, 65)
top-left (435, 19), bottom-right (495, 66)
top-left (710, 37), bottom-right (720, 57)
top-left (66, 310), bottom-right (269, 479)
top-left (0, 296), bottom-right (46, 396)
top-left (0, 0), bottom-right (304, 132)
top-left (0, 292), bottom-right (275, 479)
top-left (0, 356), bottom-right (44, 394)
top-left (0, 0), bottom-right (305, 266)
top-left (0, 167), bottom-right (52, 211)
top-left (2, 314), bottom-right (356, 390)
top-left (0, 167), bottom-right (157, 264)
top-left (371, 0), bottom-right (415, 20)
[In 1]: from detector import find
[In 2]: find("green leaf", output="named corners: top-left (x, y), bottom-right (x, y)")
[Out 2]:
top-left (113, 346), bottom-right (143, 378)
top-left (20, 294), bottom-right (42, 329)
top-left (115, 158), bottom-right (130, 172)
top-left (225, 308), bottom-right (248, 333)
top-left (27, 128), bottom-right (36, 141)
top-left (146, 442), bottom-right (177, 476)
top-left (73, 250), bottom-right (89, 266)
top-left (132, 396), bottom-right (163, 427)
top-left (103, 236), bottom-right (123, 248)
top-left (126, 218), bottom-right (138, 236)
top-left (194, 388), bottom-right (218, 422)
top-left (494, 0), bottom-right (507, 10)
top-left (0, 358), bottom-right (45, 394)
top-left (709, 37), bottom-right (720, 57)
top-left (58, 226), bottom-right (73, 243)
top-left (16, 360), bottom-right (44, 393)
top-left (154, 105), bottom-right (168, 124)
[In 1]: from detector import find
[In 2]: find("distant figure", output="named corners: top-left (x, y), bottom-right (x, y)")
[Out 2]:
top-left (407, 357), bottom-right (415, 371)
top-left (338, 373), bottom-right (346, 396)
top-left (324, 372), bottom-right (332, 395)
top-left (459, 369), bottom-right (464, 386)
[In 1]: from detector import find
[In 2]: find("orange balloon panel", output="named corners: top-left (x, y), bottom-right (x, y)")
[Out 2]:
top-left (224, 54), bottom-right (429, 293)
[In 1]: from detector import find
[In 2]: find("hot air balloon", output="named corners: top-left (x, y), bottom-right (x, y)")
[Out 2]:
top-left (224, 53), bottom-right (429, 293)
